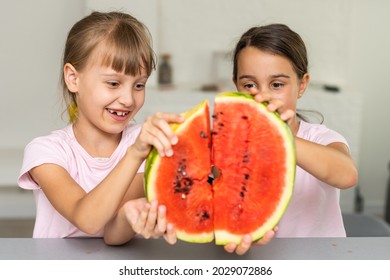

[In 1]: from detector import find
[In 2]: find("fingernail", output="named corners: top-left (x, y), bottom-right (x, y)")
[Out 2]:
top-left (244, 235), bottom-right (252, 243)
top-left (165, 149), bottom-right (173, 157)
top-left (267, 104), bottom-right (275, 111)
top-left (171, 136), bottom-right (178, 145)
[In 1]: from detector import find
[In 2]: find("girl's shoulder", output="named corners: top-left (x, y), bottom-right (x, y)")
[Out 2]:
top-left (26, 125), bottom-right (75, 151)
top-left (297, 120), bottom-right (348, 146)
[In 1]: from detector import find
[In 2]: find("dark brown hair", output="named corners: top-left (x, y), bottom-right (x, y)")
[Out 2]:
top-left (232, 23), bottom-right (308, 82)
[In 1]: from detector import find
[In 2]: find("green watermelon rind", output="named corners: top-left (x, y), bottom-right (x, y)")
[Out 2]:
top-left (144, 100), bottom-right (214, 243)
top-left (213, 92), bottom-right (296, 245)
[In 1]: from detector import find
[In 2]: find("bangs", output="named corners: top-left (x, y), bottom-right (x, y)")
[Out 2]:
top-left (98, 22), bottom-right (156, 76)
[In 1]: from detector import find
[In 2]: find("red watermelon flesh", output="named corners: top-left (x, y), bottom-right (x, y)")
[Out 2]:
top-left (145, 100), bottom-right (214, 242)
top-left (212, 93), bottom-right (295, 244)
top-left (145, 92), bottom-right (295, 245)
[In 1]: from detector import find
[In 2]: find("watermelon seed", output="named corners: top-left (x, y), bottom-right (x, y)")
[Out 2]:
top-left (244, 174), bottom-right (250, 180)
top-left (212, 114), bottom-right (217, 119)
top-left (202, 211), bottom-right (210, 220)
top-left (241, 115), bottom-right (248, 120)
top-left (182, 171), bottom-right (187, 176)
top-left (240, 191), bottom-right (245, 198)
top-left (181, 194), bottom-right (186, 199)
top-left (197, 211), bottom-right (210, 221)
top-left (243, 153), bottom-right (249, 163)
top-left (241, 186), bottom-right (247, 191)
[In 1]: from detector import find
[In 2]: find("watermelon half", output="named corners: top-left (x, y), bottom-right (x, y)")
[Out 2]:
top-left (145, 92), bottom-right (295, 245)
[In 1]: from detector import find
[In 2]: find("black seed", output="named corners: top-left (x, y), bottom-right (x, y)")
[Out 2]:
top-left (243, 153), bottom-right (250, 163)
top-left (241, 115), bottom-right (248, 120)
top-left (198, 211), bottom-right (210, 220)
top-left (212, 114), bottom-right (217, 119)
top-left (241, 186), bottom-right (247, 191)
top-left (218, 122), bottom-right (224, 126)
top-left (211, 131), bottom-right (218, 135)
top-left (244, 174), bottom-right (250, 180)
top-left (240, 191), bottom-right (245, 198)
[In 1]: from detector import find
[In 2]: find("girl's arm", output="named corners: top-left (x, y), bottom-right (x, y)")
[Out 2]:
top-left (29, 145), bottom-right (146, 235)
top-left (295, 137), bottom-right (358, 189)
top-left (30, 112), bottom-right (184, 236)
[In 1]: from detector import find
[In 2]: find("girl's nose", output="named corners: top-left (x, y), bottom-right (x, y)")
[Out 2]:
top-left (118, 90), bottom-right (135, 109)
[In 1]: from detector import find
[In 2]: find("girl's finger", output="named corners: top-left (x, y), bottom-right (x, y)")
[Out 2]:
top-left (254, 92), bottom-right (272, 103)
top-left (156, 205), bottom-right (167, 234)
top-left (254, 230), bottom-right (275, 246)
top-left (151, 116), bottom-right (179, 145)
top-left (130, 202), bottom-right (150, 235)
top-left (163, 223), bottom-right (177, 245)
top-left (144, 200), bottom-right (159, 234)
top-left (234, 234), bottom-right (252, 255)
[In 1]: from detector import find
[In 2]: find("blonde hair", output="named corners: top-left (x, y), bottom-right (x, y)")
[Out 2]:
top-left (60, 11), bottom-right (156, 123)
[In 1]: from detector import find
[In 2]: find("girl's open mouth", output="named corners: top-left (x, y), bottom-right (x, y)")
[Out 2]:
top-left (107, 109), bottom-right (130, 120)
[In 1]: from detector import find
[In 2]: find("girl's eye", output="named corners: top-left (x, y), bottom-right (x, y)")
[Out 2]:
top-left (271, 82), bottom-right (284, 89)
top-left (244, 83), bottom-right (256, 89)
top-left (135, 83), bottom-right (146, 90)
top-left (107, 81), bottom-right (120, 88)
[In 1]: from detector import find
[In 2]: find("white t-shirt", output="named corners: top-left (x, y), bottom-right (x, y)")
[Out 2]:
top-left (18, 124), bottom-right (144, 238)
top-left (276, 120), bottom-right (349, 237)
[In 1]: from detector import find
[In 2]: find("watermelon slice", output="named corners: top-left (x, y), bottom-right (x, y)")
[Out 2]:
top-left (144, 92), bottom-right (295, 245)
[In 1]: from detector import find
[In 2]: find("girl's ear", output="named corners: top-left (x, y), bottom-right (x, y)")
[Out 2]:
top-left (63, 63), bottom-right (79, 93)
top-left (298, 73), bottom-right (310, 98)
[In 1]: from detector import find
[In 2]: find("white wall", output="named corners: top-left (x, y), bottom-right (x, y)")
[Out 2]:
top-left (158, 0), bottom-right (351, 88)
top-left (0, 0), bottom-right (84, 149)
top-left (0, 0), bottom-right (389, 217)
top-left (348, 0), bottom-right (390, 215)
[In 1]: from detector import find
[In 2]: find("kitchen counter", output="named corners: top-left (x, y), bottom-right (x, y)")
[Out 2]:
top-left (1, 237), bottom-right (388, 260)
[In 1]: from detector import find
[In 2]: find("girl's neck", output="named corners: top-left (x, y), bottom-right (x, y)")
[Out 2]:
top-left (72, 121), bottom-right (122, 158)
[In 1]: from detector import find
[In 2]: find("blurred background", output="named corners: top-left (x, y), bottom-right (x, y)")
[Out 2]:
top-left (0, 0), bottom-right (389, 236)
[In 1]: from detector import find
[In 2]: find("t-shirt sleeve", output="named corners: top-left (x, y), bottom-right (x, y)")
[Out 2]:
top-left (18, 137), bottom-right (69, 190)
top-left (312, 125), bottom-right (349, 148)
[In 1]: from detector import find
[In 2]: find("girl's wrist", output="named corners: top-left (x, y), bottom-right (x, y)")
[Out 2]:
top-left (126, 144), bottom-right (149, 163)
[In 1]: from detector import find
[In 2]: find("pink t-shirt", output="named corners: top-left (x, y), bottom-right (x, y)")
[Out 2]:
top-left (276, 120), bottom-right (349, 237)
top-left (18, 124), bottom-right (144, 238)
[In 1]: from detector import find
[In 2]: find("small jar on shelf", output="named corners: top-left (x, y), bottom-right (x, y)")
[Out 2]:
top-left (158, 53), bottom-right (173, 87)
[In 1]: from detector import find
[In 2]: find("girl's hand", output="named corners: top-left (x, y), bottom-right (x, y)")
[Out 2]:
top-left (223, 227), bottom-right (277, 255)
top-left (254, 93), bottom-right (295, 123)
top-left (123, 198), bottom-right (177, 244)
top-left (133, 112), bottom-right (184, 159)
